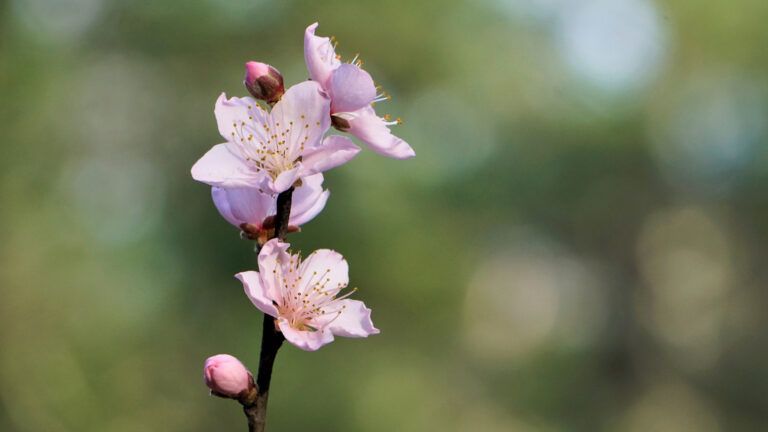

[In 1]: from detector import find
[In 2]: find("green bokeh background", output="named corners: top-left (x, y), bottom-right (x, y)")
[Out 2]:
top-left (2, 0), bottom-right (768, 430)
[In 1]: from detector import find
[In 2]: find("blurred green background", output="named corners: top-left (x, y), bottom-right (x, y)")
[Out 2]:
top-left (2, 0), bottom-right (768, 430)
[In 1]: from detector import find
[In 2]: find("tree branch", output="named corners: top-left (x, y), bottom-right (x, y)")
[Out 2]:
top-left (272, 187), bottom-right (294, 242)
top-left (242, 186), bottom-right (293, 432)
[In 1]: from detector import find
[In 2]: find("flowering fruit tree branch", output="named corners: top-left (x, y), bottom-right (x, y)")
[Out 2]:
top-left (197, 22), bottom-right (413, 432)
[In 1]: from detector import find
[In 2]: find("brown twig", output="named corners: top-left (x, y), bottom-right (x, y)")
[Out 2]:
top-left (242, 186), bottom-right (293, 432)
top-left (271, 187), bottom-right (294, 242)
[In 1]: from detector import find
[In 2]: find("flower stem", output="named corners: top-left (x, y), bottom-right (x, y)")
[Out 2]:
top-left (272, 187), bottom-right (294, 242)
top-left (243, 187), bottom-right (293, 432)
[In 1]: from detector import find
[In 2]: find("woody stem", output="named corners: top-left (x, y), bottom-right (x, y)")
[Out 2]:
top-left (242, 186), bottom-right (293, 432)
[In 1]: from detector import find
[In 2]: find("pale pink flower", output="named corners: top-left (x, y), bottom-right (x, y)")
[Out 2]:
top-left (203, 354), bottom-right (254, 398)
top-left (191, 81), bottom-right (361, 194)
top-left (236, 239), bottom-right (379, 351)
top-left (304, 22), bottom-right (415, 160)
top-left (211, 173), bottom-right (330, 242)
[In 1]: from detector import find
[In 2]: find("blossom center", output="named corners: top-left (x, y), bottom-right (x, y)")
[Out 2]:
top-left (273, 253), bottom-right (353, 331)
top-left (228, 105), bottom-right (319, 179)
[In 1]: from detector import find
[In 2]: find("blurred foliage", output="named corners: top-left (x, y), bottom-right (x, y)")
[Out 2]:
top-left (1, 0), bottom-right (768, 431)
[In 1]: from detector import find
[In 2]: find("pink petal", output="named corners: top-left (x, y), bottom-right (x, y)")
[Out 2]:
top-left (289, 173), bottom-right (324, 215)
top-left (211, 186), bottom-right (272, 228)
top-left (268, 166), bottom-right (301, 194)
top-left (348, 107), bottom-right (415, 159)
top-left (297, 248), bottom-right (349, 293)
top-left (258, 239), bottom-right (292, 302)
top-left (277, 318), bottom-right (335, 351)
top-left (236, 271), bottom-right (279, 317)
top-left (290, 190), bottom-right (329, 227)
top-left (270, 81), bottom-right (331, 152)
top-left (214, 93), bottom-right (267, 142)
top-left (300, 135), bottom-right (361, 176)
top-left (211, 187), bottom-right (240, 226)
top-left (289, 174), bottom-right (330, 226)
top-left (304, 22), bottom-right (340, 89)
top-left (326, 299), bottom-right (379, 338)
top-left (204, 354), bottom-right (252, 397)
top-left (191, 143), bottom-right (261, 187)
top-left (329, 64), bottom-right (377, 114)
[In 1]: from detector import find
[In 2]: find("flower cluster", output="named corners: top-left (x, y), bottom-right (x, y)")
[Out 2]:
top-left (193, 23), bottom-right (412, 356)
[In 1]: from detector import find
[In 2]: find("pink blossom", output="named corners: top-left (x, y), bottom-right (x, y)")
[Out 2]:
top-left (304, 22), bottom-right (415, 160)
top-left (191, 81), bottom-right (361, 194)
top-left (203, 354), bottom-right (254, 398)
top-left (236, 239), bottom-right (379, 351)
top-left (211, 173), bottom-right (330, 242)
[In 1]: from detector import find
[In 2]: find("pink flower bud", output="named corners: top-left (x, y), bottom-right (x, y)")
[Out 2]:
top-left (203, 354), bottom-right (254, 399)
top-left (244, 61), bottom-right (285, 104)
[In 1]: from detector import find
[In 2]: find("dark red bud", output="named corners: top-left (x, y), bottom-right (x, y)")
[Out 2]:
top-left (244, 61), bottom-right (285, 104)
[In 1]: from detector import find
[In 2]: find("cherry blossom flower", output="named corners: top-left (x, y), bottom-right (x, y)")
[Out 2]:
top-left (304, 22), bottom-right (415, 160)
top-left (211, 173), bottom-right (330, 243)
top-left (236, 239), bottom-right (379, 351)
top-left (191, 81), bottom-right (361, 194)
top-left (204, 354), bottom-right (254, 398)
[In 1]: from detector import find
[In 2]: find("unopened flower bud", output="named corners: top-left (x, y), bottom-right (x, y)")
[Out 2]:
top-left (244, 61), bottom-right (285, 104)
top-left (203, 354), bottom-right (255, 399)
